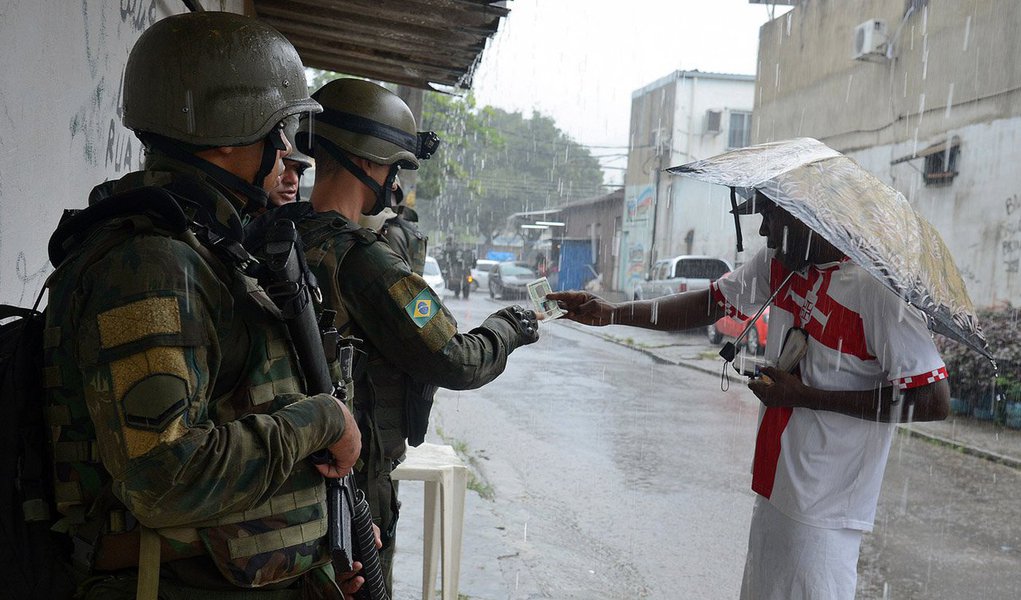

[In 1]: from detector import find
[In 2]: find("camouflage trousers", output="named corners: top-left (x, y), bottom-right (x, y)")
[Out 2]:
top-left (82, 577), bottom-right (301, 600)
top-left (80, 565), bottom-right (340, 600)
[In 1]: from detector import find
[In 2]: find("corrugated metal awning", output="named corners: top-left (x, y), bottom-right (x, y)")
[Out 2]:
top-left (253, 0), bottom-right (509, 90)
top-left (890, 136), bottom-right (961, 165)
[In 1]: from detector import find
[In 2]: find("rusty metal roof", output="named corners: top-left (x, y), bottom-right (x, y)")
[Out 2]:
top-left (253, 0), bottom-right (509, 91)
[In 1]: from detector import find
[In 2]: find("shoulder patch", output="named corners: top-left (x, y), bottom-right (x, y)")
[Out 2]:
top-left (404, 288), bottom-right (440, 328)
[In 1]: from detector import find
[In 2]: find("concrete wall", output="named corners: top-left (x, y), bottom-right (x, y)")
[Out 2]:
top-left (754, 0), bottom-right (1021, 306)
top-left (621, 71), bottom-right (755, 295)
top-left (621, 78), bottom-right (675, 296)
top-left (661, 75), bottom-right (756, 263)
top-left (0, 0), bottom-right (242, 307)
top-left (662, 178), bottom-right (766, 268)
top-left (669, 75), bottom-right (756, 163)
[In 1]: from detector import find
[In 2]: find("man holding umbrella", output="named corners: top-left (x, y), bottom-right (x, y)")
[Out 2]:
top-left (550, 139), bottom-right (957, 599)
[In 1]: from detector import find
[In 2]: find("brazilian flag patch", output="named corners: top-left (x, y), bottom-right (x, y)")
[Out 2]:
top-left (405, 288), bottom-right (439, 328)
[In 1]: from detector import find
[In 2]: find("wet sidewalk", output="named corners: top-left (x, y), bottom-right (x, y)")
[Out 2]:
top-left (559, 318), bottom-right (1021, 470)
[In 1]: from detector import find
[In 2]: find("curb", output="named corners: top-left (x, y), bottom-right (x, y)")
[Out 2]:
top-left (557, 319), bottom-right (1021, 471)
top-left (896, 426), bottom-right (1021, 470)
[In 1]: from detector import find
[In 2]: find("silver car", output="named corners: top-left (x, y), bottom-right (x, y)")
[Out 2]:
top-left (471, 259), bottom-right (499, 290)
top-left (488, 261), bottom-right (537, 300)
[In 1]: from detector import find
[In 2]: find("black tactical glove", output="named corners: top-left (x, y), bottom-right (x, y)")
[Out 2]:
top-left (489, 305), bottom-right (540, 346)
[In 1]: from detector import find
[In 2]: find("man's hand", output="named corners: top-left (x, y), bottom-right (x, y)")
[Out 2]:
top-left (746, 366), bottom-right (807, 408)
top-left (315, 401), bottom-right (361, 479)
top-left (547, 291), bottom-right (617, 326)
top-left (333, 526), bottom-right (381, 599)
top-left (337, 561), bottom-right (365, 599)
top-left (492, 305), bottom-right (540, 345)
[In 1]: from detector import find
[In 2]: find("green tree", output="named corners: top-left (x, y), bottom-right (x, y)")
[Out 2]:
top-left (417, 94), bottom-right (604, 245)
top-left (415, 93), bottom-right (498, 209)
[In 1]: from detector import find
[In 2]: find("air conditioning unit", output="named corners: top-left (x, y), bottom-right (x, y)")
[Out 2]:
top-left (705, 110), bottom-right (722, 134)
top-left (853, 19), bottom-right (888, 60)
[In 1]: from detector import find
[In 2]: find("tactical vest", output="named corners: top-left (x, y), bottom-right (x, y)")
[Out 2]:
top-left (288, 212), bottom-right (426, 462)
top-left (43, 187), bottom-right (332, 588)
top-left (380, 215), bottom-right (428, 276)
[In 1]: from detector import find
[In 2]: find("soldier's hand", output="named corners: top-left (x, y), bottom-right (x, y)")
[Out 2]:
top-left (316, 401), bottom-right (361, 479)
top-left (496, 305), bottom-right (539, 345)
top-left (547, 291), bottom-right (616, 326)
top-left (336, 561), bottom-right (365, 599)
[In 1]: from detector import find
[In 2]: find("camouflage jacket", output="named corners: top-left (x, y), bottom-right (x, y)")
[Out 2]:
top-left (379, 207), bottom-right (428, 276)
top-left (43, 156), bottom-right (347, 590)
top-left (259, 207), bottom-right (529, 459)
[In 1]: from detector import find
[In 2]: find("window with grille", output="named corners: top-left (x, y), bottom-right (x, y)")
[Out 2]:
top-left (923, 144), bottom-right (960, 186)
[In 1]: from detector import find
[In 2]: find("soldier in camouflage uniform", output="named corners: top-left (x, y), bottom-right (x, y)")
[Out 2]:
top-left (359, 184), bottom-right (430, 276)
top-left (43, 12), bottom-right (364, 600)
top-left (268, 124), bottom-right (315, 207)
top-left (289, 78), bottom-right (540, 591)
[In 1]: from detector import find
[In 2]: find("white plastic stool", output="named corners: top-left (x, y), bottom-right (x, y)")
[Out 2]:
top-left (391, 442), bottom-right (468, 600)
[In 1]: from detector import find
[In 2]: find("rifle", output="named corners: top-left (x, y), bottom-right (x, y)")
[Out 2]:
top-left (252, 219), bottom-right (389, 600)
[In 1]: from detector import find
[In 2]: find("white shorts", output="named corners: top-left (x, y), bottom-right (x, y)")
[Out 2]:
top-left (740, 497), bottom-right (863, 600)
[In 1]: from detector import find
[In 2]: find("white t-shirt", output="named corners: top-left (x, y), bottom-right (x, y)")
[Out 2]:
top-left (711, 247), bottom-right (946, 531)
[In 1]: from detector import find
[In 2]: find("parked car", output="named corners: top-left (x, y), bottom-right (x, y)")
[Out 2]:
top-left (633, 255), bottom-right (733, 301)
top-left (423, 256), bottom-right (448, 297)
top-left (489, 261), bottom-right (537, 300)
top-left (471, 259), bottom-right (499, 290)
top-left (707, 306), bottom-right (769, 355)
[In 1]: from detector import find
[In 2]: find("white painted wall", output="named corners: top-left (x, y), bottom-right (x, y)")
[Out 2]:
top-left (0, 0), bottom-right (241, 307)
top-left (670, 76), bottom-right (756, 163)
top-left (663, 178), bottom-right (766, 268)
top-left (655, 75), bottom-right (756, 267)
top-left (850, 117), bottom-right (1021, 307)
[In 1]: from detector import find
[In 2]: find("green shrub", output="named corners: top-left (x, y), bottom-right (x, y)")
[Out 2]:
top-left (936, 304), bottom-right (1021, 413)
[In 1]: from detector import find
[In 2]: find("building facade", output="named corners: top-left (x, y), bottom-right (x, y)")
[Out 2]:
top-left (620, 71), bottom-right (758, 296)
top-left (559, 189), bottom-right (624, 292)
top-left (755, 0), bottom-right (1021, 307)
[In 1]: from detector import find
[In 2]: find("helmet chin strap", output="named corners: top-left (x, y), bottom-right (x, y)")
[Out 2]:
top-left (247, 127), bottom-right (288, 212)
top-left (314, 136), bottom-right (398, 216)
top-left (143, 134), bottom-right (274, 215)
top-left (255, 127), bottom-right (287, 187)
top-left (371, 166), bottom-right (400, 216)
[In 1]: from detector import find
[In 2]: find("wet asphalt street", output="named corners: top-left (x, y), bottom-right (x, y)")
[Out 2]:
top-left (391, 291), bottom-right (1021, 599)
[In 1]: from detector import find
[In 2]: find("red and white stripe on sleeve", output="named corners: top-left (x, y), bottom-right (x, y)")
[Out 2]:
top-left (892, 366), bottom-right (948, 390)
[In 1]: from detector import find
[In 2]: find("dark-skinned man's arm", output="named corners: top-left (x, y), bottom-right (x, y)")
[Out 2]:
top-left (548, 288), bottom-right (726, 331)
top-left (748, 366), bottom-right (951, 423)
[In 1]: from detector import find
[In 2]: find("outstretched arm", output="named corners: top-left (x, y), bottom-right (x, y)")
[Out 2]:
top-left (548, 289), bottom-right (725, 332)
top-left (748, 366), bottom-right (951, 423)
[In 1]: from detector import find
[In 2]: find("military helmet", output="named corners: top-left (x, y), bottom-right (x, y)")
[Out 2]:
top-left (301, 78), bottom-right (421, 169)
top-left (123, 11), bottom-right (321, 147)
top-left (283, 119), bottom-right (315, 169)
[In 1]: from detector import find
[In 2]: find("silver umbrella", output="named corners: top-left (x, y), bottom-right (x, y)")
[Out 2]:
top-left (668, 137), bottom-right (989, 360)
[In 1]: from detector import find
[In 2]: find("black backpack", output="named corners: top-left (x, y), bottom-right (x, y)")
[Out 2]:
top-left (0, 300), bottom-right (76, 598)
